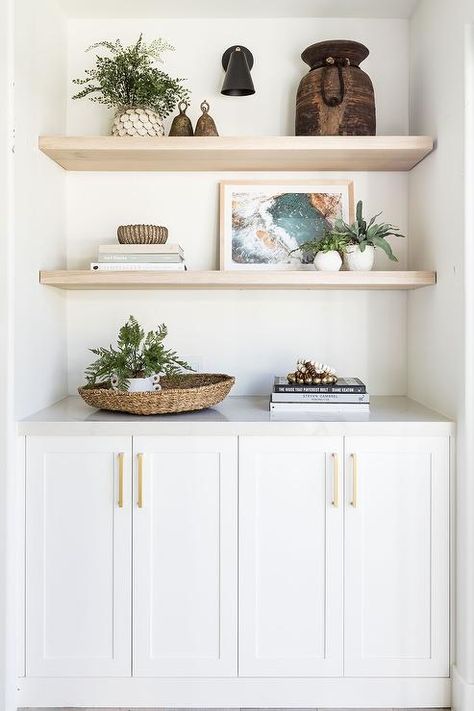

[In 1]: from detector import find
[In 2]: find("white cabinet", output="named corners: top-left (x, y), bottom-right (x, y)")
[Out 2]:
top-left (132, 436), bottom-right (238, 677)
top-left (23, 430), bottom-right (450, 691)
top-left (26, 436), bottom-right (132, 677)
top-left (239, 436), bottom-right (343, 676)
top-left (344, 436), bottom-right (449, 677)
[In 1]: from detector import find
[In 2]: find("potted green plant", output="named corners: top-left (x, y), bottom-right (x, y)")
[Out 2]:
top-left (332, 200), bottom-right (405, 271)
top-left (84, 316), bottom-right (192, 392)
top-left (72, 34), bottom-right (189, 137)
top-left (293, 231), bottom-right (350, 271)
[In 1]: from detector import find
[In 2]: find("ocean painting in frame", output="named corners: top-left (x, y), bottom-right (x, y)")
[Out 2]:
top-left (219, 180), bottom-right (354, 270)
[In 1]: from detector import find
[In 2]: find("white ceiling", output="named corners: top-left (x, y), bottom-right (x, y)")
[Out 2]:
top-left (59, 0), bottom-right (420, 19)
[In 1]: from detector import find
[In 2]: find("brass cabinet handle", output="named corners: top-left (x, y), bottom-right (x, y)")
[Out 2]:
top-left (137, 453), bottom-right (144, 508)
top-left (118, 452), bottom-right (124, 508)
top-left (331, 452), bottom-right (339, 507)
top-left (350, 452), bottom-right (358, 507)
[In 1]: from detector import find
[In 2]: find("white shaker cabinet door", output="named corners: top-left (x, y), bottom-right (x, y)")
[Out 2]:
top-left (239, 436), bottom-right (343, 677)
top-left (133, 436), bottom-right (237, 677)
top-left (26, 436), bottom-right (132, 677)
top-left (344, 436), bottom-right (449, 677)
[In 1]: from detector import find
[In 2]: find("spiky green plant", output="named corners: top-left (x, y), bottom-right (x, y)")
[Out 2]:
top-left (84, 316), bottom-right (192, 391)
top-left (72, 34), bottom-right (189, 117)
top-left (332, 200), bottom-right (404, 261)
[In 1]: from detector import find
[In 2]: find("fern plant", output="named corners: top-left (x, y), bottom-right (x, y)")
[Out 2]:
top-left (290, 231), bottom-right (350, 262)
top-left (295, 231), bottom-right (351, 259)
top-left (85, 316), bottom-right (192, 391)
top-left (332, 200), bottom-right (405, 261)
top-left (72, 34), bottom-right (189, 117)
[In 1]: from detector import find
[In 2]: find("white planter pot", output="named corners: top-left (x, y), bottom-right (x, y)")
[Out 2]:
top-left (111, 107), bottom-right (165, 137)
top-left (313, 250), bottom-right (342, 271)
top-left (111, 373), bottom-right (162, 393)
top-left (344, 244), bottom-right (375, 271)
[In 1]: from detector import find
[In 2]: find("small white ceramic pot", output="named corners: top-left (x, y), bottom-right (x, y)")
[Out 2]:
top-left (313, 250), bottom-right (342, 271)
top-left (111, 373), bottom-right (162, 393)
top-left (344, 244), bottom-right (375, 271)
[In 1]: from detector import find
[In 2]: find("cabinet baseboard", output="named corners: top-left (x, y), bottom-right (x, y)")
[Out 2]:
top-left (17, 676), bottom-right (451, 708)
top-left (452, 665), bottom-right (474, 711)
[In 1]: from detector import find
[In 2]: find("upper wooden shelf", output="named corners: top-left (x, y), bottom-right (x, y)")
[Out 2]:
top-left (38, 135), bottom-right (434, 172)
top-left (39, 270), bottom-right (436, 290)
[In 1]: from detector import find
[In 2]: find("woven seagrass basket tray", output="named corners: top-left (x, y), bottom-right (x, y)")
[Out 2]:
top-left (117, 224), bottom-right (168, 244)
top-left (78, 374), bottom-right (235, 415)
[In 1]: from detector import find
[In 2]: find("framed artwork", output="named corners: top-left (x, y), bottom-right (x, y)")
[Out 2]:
top-left (219, 180), bottom-right (354, 270)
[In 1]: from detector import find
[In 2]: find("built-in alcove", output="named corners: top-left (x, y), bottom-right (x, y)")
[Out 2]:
top-left (16, 0), bottom-right (432, 405)
top-left (8, 4), bottom-right (474, 711)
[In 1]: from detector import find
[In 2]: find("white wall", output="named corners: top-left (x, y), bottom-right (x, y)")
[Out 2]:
top-left (14, 0), bottom-right (68, 418)
top-left (65, 18), bottom-right (410, 396)
top-left (0, 0), bottom-right (17, 708)
top-left (409, 2), bottom-right (474, 709)
top-left (67, 18), bottom-right (409, 136)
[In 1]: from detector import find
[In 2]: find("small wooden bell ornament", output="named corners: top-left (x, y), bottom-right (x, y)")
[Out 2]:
top-left (169, 101), bottom-right (194, 136)
top-left (194, 100), bottom-right (219, 136)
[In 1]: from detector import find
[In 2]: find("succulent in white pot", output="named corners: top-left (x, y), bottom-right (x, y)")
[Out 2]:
top-left (344, 243), bottom-right (375, 271)
top-left (313, 250), bottom-right (342, 271)
top-left (83, 316), bottom-right (193, 393)
top-left (72, 34), bottom-right (189, 137)
top-left (332, 200), bottom-right (405, 271)
top-left (291, 232), bottom-right (349, 272)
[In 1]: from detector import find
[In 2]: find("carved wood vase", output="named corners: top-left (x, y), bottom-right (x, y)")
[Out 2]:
top-left (295, 40), bottom-right (376, 136)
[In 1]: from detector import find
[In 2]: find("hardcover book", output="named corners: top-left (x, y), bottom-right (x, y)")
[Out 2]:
top-left (271, 392), bottom-right (369, 404)
top-left (98, 253), bottom-right (184, 263)
top-left (91, 262), bottom-right (186, 271)
top-left (98, 243), bottom-right (184, 255)
top-left (269, 401), bottom-right (370, 413)
top-left (273, 376), bottom-right (366, 394)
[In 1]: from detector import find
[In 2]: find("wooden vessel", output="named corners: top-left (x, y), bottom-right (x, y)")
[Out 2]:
top-left (295, 40), bottom-right (376, 136)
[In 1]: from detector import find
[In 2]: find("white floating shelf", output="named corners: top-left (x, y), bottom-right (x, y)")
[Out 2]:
top-left (39, 270), bottom-right (437, 290)
top-left (38, 135), bottom-right (434, 172)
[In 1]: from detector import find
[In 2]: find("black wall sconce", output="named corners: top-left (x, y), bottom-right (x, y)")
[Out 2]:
top-left (221, 45), bottom-right (255, 96)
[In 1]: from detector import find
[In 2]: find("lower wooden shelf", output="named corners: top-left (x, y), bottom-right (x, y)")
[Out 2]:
top-left (39, 270), bottom-right (436, 290)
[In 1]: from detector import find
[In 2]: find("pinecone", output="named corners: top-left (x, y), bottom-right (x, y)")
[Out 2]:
top-left (111, 107), bottom-right (165, 137)
top-left (288, 359), bottom-right (338, 385)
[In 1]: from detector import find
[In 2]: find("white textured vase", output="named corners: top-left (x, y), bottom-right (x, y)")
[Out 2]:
top-left (111, 107), bottom-right (165, 137)
top-left (111, 373), bottom-right (162, 392)
top-left (344, 244), bottom-right (375, 271)
top-left (313, 250), bottom-right (342, 271)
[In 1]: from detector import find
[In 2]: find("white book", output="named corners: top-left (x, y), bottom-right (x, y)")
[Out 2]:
top-left (271, 392), bottom-right (370, 404)
top-left (90, 262), bottom-right (186, 271)
top-left (99, 253), bottom-right (184, 263)
top-left (269, 401), bottom-right (370, 413)
top-left (98, 243), bottom-right (184, 256)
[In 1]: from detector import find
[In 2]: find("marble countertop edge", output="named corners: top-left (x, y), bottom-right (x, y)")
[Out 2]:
top-left (17, 395), bottom-right (455, 437)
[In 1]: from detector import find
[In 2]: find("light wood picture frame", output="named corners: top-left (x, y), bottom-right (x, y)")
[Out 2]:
top-left (219, 179), bottom-right (354, 271)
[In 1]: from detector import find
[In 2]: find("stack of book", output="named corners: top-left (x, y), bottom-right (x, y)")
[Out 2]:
top-left (91, 244), bottom-right (186, 271)
top-left (270, 376), bottom-right (369, 413)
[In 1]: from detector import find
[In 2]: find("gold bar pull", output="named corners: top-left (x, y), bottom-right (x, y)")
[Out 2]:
top-left (331, 452), bottom-right (339, 507)
top-left (350, 452), bottom-right (358, 507)
top-left (137, 453), bottom-right (144, 508)
top-left (118, 452), bottom-right (124, 508)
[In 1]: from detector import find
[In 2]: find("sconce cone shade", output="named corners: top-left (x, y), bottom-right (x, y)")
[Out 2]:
top-left (221, 45), bottom-right (255, 96)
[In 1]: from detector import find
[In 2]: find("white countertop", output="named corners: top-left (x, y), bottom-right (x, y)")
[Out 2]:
top-left (18, 396), bottom-right (454, 436)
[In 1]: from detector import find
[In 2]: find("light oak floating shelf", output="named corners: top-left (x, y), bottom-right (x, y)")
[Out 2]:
top-left (39, 270), bottom-right (436, 290)
top-left (38, 135), bottom-right (434, 172)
